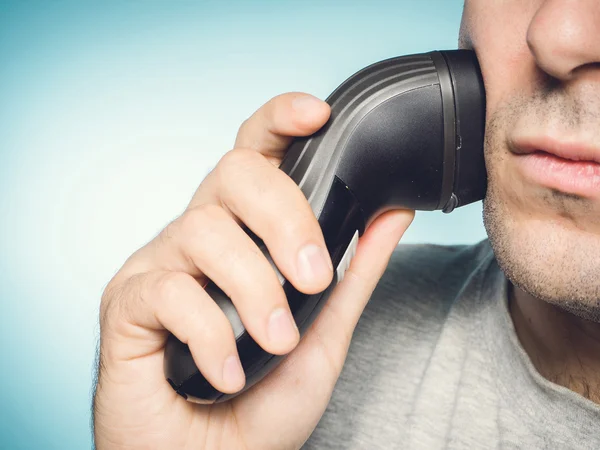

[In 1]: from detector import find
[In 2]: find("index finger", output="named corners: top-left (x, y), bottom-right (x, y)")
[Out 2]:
top-left (234, 92), bottom-right (331, 160)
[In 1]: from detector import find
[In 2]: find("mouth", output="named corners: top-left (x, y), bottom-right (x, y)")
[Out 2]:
top-left (509, 136), bottom-right (600, 198)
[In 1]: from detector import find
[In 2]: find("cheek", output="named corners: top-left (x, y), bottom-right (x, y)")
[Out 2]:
top-left (466, 0), bottom-right (543, 117)
top-left (483, 110), bottom-right (542, 221)
top-left (465, 0), bottom-right (547, 213)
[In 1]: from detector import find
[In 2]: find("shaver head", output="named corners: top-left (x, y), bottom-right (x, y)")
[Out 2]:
top-left (436, 50), bottom-right (487, 212)
top-left (279, 50), bottom-right (487, 221)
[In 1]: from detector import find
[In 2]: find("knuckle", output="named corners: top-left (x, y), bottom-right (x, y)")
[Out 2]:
top-left (188, 311), bottom-right (228, 347)
top-left (219, 148), bottom-right (260, 177)
top-left (217, 149), bottom-right (271, 200)
top-left (158, 203), bottom-right (228, 252)
top-left (179, 203), bottom-right (226, 239)
top-left (218, 148), bottom-right (240, 170)
top-left (216, 149), bottom-right (246, 185)
top-left (99, 274), bottom-right (143, 333)
top-left (155, 271), bottom-right (193, 303)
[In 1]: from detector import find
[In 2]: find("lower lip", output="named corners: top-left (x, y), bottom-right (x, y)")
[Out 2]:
top-left (515, 151), bottom-right (600, 197)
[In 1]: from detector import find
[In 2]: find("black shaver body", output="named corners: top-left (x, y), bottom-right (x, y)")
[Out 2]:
top-left (164, 50), bottom-right (486, 404)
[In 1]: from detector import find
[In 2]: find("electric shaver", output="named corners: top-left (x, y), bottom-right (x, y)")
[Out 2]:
top-left (164, 49), bottom-right (487, 403)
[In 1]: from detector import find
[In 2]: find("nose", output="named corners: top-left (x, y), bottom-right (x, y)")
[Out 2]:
top-left (527, 0), bottom-right (600, 80)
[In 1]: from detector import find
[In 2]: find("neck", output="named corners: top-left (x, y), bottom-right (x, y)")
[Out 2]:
top-left (510, 283), bottom-right (600, 404)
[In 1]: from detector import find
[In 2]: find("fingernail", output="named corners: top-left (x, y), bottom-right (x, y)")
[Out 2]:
top-left (292, 95), bottom-right (322, 114)
top-left (297, 244), bottom-right (333, 285)
top-left (222, 355), bottom-right (245, 391)
top-left (268, 307), bottom-right (298, 347)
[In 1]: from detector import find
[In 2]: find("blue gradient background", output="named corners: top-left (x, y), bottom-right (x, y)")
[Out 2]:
top-left (0, 1), bottom-right (483, 448)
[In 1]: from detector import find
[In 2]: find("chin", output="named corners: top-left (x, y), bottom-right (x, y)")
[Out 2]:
top-left (483, 180), bottom-right (600, 321)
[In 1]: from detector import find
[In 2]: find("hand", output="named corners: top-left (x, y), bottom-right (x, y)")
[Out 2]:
top-left (93, 92), bottom-right (415, 449)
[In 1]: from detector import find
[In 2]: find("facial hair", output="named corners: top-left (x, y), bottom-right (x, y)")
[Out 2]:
top-left (483, 77), bottom-right (600, 322)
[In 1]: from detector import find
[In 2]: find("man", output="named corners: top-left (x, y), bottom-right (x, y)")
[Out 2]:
top-left (92, 0), bottom-right (600, 448)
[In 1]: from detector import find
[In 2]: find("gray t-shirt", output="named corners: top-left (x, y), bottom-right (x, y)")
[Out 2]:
top-left (304, 240), bottom-right (600, 449)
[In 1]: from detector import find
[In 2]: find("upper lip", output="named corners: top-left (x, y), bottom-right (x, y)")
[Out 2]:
top-left (509, 136), bottom-right (600, 164)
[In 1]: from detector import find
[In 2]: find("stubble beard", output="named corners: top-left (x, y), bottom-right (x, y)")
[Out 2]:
top-left (482, 87), bottom-right (600, 323)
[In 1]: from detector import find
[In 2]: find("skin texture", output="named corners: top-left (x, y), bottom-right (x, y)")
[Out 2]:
top-left (460, 0), bottom-right (600, 402)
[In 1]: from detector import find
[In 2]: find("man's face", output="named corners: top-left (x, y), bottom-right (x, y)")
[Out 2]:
top-left (460, 0), bottom-right (600, 319)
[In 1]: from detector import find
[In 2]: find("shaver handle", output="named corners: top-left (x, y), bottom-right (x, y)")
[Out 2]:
top-left (164, 176), bottom-right (366, 403)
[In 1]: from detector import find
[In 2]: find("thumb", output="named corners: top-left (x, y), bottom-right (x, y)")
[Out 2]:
top-left (311, 208), bottom-right (415, 354)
